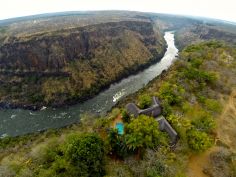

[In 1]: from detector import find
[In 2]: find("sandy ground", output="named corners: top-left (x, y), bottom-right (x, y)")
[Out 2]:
top-left (187, 89), bottom-right (236, 177)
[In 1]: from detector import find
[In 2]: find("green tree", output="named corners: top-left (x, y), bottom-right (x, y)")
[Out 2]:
top-left (125, 115), bottom-right (166, 153)
top-left (138, 94), bottom-right (152, 109)
top-left (187, 129), bottom-right (213, 152)
top-left (64, 133), bottom-right (105, 177)
top-left (121, 109), bottom-right (130, 123)
top-left (107, 129), bottom-right (127, 158)
top-left (158, 82), bottom-right (184, 105)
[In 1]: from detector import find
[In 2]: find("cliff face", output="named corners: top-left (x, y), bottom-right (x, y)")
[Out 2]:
top-left (0, 20), bottom-right (166, 109)
top-left (175, 24), bottom-right (236, 50)
top-left (0, 21), bottom-right (160, 71)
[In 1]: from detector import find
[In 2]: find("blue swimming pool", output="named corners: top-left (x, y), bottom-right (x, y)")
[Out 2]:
top-left (115, 122), bottom-right (124, 135)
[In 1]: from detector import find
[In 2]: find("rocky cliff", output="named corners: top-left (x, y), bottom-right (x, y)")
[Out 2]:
top-left (0, 20), bottom-right (165, 109)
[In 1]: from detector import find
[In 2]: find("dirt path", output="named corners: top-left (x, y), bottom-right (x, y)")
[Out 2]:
top-left (187, 147), bottom-right (220, 177)
top-left (187, 89), bottom-right (236, 177)
top-left (217, 89), bottom-right (236, 152)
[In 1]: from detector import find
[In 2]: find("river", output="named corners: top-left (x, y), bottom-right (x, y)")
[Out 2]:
top-left (0, 31), bottom-right (178, 137)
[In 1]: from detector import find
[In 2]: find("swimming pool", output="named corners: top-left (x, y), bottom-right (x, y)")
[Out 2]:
top-left (115, 122), bottom-right (124, 135)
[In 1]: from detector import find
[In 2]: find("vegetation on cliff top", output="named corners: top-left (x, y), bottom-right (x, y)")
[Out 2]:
top-left (0, 41), bottom-right (235, 177)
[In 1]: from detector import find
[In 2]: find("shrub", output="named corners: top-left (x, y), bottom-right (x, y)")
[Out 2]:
top-left (146, 160), bottom-right (166, 177)
top-left (0, 135), bottom-right (32, 149)
top-left (191, 111), bottom-right (216, 133)
top-left (187, 129), bottom-right (213, 152)
top-left (204, 99), bottom-right (222, 113)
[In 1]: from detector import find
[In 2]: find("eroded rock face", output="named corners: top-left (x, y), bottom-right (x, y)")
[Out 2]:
top-left (0, 21), bottom-right (160, 72)
top-left (0, 20), bottom-right (166, 108)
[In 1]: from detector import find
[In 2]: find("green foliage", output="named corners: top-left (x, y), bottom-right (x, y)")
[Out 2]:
top-left (34, 133), bottom-right (105, 177)
top-left (187, 129), bottom-right (213, 152)
top-left (161, 99), bottom-right (173, 117)
top-left (110, 108), bottom-right (121, 119)
top-left (204, 41), bottom-right (224, 48)
top-left (29, 93), bottom-right (45, 103)
top-left (125, 115), bottom-right (166, 151)
top-left (146, 161), bottom-right (165, 177)
top-left (138, 94), bottom-right (152, 109)
top-left (204, 99), bottom-right (222, 113)
top-left (182, 67), bottom-right (217, 85)
top-left (166, 114), bottom-right (191, 142)
top-left (64, 133), bottom-right (105, 177)
top-left (121, 109), bottom-right (130, 123)
top-left (40, 139), bottom-right (63, 165)
top-left (191, 112), bottom-right (216, 133)
top-left (107, 129), bottom-right (127, 158)
top-left (183, 41), bottom-right (224, 53)
top-left (0, 135), bottom-right (32, 149)
top-left (158, 82), bottom-right (184, 105)
top-left (0, 27), bottom-right (7, 34)
top-left (189, 58), bottom-right (203, 68)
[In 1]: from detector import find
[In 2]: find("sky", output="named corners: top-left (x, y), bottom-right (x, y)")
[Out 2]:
top-left (0, 0), bottom-right (236, 22)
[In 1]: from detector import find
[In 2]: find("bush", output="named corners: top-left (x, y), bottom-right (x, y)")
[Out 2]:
top-left (204, 99), bottom-right (222, 113)
top-left (138, 94), bottom-right (152, 109)
top-left (191, 111), bottom-right (216, 133)
top-left (187, 129), bottom-right (213, 152)
top-left (64, 133), bottom-right (105, 177)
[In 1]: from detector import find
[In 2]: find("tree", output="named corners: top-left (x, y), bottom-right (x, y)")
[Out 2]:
top-left (107, 129), bottom-right (127, 158)
top-left (158, 82), bottom-right (184, 105)
top-left (187, 129), bottom-right (213, 152)
top-left (125, 115), bottom-right (165, 152)
top-left (138, 94), bottom-right (152, 109)
top-left (64, 133), bottom-right (105, 177)
top-left (121, 109), bottom-right (130, 123)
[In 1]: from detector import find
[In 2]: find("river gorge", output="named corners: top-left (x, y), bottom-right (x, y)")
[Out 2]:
top-left (0, 31), bottom-right (178, 137)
